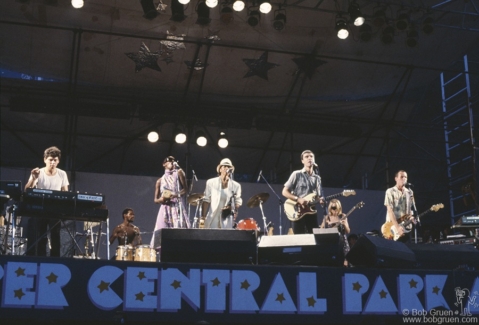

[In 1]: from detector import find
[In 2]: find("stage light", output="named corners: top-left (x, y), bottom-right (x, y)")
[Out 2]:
top-left (174, 128), bottom-right (187, 144)
top-left (348, 3), bottom-right (364, 26)
top-left (206, 0), bottom-right (218, 8)
top-left (381, 25), bottom-right (395, 44)
top-left (233, 0), bottom-right (245, 11)
top-left (259, 0), bottom-right (271, 14)
top-left (373, 7), bottom-right (386, 27)
top-left (196, 1), bottom-right (211, 25)
top-left (196, 131), bottom-right (207, 147)
top-left (273, 10), bottom-right (286, 30)
top-left (395, 12), bottom-right (409, 31)
top-left (335, 18), bottom-right (349, 39)
top-left (220, 5), bottom-right (234, 24)
top-left (406, 29), bottom-right (418, 48)
top-left (147, 130), bottom-right (159, 143)
top-left (71, 0), bottom-right (84, 8)
top-left (359, 23), bottom-right (372, 42)
top-left (423, 17), bottom-right (434, 34)
top-left (218, 132), bottom-right (228, 148)
top-left (171, 0), bottom-right (187, 22)
top-left (247, 8), bottom-right (260, 27)
top-left (139, 0), bottom-right (158, 20)
top-left (178, 0), bottom-right (190, 4)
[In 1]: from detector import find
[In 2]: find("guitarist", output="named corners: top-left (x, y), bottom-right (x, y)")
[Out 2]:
top-left (282, 150), bottom-right (324, 234)
top-left (320, 199), bottom-right (351, 266)
top-left (384, 170), bottom-right (416, 242)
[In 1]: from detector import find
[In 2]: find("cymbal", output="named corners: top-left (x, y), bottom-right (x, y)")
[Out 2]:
top-left (187, 193), bottom-right (204, 205)
top-left (247, 193), bottom-right (270, 208)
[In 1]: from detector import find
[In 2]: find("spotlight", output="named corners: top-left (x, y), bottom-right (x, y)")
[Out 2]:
top-left (218, 132), bottom-right (228, 148)
top-left (406, 29), bottom-right (418, 48)
top-left (147, 130), bottom-right (159, 143)
top-left (233, 0), bottom-right (245, 11)
top-left (171, 0), bottom-right (187, 22)
top-left (273, 10), bottom-right (286, 30)
top-left (259, 0), bottom-right (271, 14)
top-left (174, 128), bottom-right (187, 144)
top-left (395, 12), bottom-right (409, 31)
top-left (205, 0), bottom-right (218, 8)
top-left (178, 0), bottom-right (190, 4)
top-left (423, 17), bottom-right (434, 34)
top-left (139, 0), bottom-right (158, 20)
top-left (71, 0), bottom-right (84, 8)
top-left (196, 1), bottom-right (211, 25)
top-left (196, 131), bottom-right (207, 147)
top-left (381, 25), bottom-right (395, 44)
top-left (247, 8), bottom-right (260, 27)
top-left (220, 5), bottom-right (234, 24)
top-left (373, 7), bottom-right (386, 27)
top-left (348, 3), bottom-right (364, 26)
top-left (335, 18), bottom-right (349, 39)
top-left (359, 23), bottom-right (372, 42)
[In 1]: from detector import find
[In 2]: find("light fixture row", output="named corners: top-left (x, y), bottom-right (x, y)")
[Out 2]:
top-left (148, 128), bottom-right (229, 148)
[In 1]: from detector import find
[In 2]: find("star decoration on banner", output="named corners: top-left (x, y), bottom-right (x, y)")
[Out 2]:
top-left (409, 279), bottom-right (418, 288)
top-left (205, 29), bottom-right (221, 42)
top-left (14, 288), bottom-right (25, 300)
top-left (15, 267), bottom-right (25, 277)
top-left (432, 286), bottom-right (441, 295)
top-left (379, 290), bottom-right (388, 299)
top-left (276, 293), bottom-right (286, 304)
top-left (352, 282), bottom-right (362, 292)
top-left (243, 51), bottom-right (279, 81)
top-left (135, 292), bottom-right (145, 301)
top-left (185, 59), bottom-right (209, 70)
top-left (46, 272), bottom-right (58, 284)
top-left (171, 280), bottom-right (181, 289)
top-left (160, 31), bottom-right (186, 51)
top-left (97, 280), bottom-right (110, 293)
top-left (125, 42), bottom-right (161, 73)
top-left (137, 272), bottom-right (146, 280)
top-left (292, 55), bottom-right (327, 80)
top-left (240, 280), bottom-right (251, 290)
top-left (307, 296), bottom-right (316, 307)
top-left (211, 277), bottom-right (221, 287)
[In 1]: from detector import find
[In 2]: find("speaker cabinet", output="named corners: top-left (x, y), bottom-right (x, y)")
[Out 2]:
top-left (258, 233), bottom-right (342, 267)
top-left (160, 229), bottom-right (257, 264)
top-left (407, 243), bottom-right (479, 270)
top-left (346, 234), bottom-right (416, 268)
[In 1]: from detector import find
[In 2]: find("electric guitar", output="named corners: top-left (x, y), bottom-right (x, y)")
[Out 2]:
top-left (381, 203), bottom-right (444, 241)
top-left (285, 190), bottom-right (356, 222)
top-left (326, 201), bottom-right (365, 228)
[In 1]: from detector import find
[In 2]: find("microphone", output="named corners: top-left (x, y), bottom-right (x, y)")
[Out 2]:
top-left (256, 170), bottom-right (262, 183)
top-left (226, 168), bottom-right (233, 174)
top-left (405, 183), bottom-right (414, 188)
top-left (173, 161), bottom-right (180, 169)
top-left (192, 169), bottom-right (198, 181)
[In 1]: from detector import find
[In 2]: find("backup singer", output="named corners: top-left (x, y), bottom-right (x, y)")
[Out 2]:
top-left (320, 199), bottom-right (350, 266)
top-left (200, 158), bottom-right (242, 229)
top-left (109, 208), bottom-right (142, 247)
top-left (24, 146), bottom-right (73, 257)
top-left (150, 156), bottom-right (190, 249)
top-left (282, 150), bottom-right (324, 234)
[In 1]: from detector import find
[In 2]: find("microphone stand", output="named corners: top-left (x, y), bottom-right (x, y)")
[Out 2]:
top-left (258, 172), bottom-right (283, 235)
top-left (313, 165), bottom-right (328, 223)
top-left (410, 192), bottom-right (419, 244)
top-left (228, 171), bottom-right (236, 229)
top-left (188, 168), bottom-right (199, 226)
top-left (174, 163), bottom-right (184, 229)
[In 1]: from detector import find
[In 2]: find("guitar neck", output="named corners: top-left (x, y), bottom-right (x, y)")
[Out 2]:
top-left (325, 193), bottom-right (342, 201)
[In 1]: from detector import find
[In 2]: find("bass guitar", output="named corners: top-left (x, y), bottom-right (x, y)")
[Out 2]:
top-left (285, 190), bottom-right (356, 222)
top-left (381, 203), bottom-right (444, 241)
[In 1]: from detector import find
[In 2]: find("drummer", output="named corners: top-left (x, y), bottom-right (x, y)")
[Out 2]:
top-left (109, 208), bottom-right (142, 247)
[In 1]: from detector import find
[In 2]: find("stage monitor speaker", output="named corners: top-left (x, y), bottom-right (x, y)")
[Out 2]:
top-left (346, 234), bottom-right (416, 268)
top-left (258, 233), bottom-right (342, 267)
top-left (160, 229), bottom-right (257, 264)
top-left (407, 243), bottom-right (479, 270)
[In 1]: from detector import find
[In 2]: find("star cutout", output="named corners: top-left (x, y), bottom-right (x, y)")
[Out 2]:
top-left (185, 59), bottom-right (209, 70)
top-left (46, 272), bottom-right (58, 284)
top-left (307, 296), bottom-right (316, 307)
top-left (240, 280), bottom-right (250, 290)
top-left (160, 31), bottom-right (186, 51)
top-left (242, 51), bottom-right (279, 81)
top-left (292, 55), bottom-right (327, 80)
top-left (125, 42), bottom-right (161, 73)
top-left (276, 293), bottom-right (286, 304)
top-left (205, 29), bottom-right (221, 42)
top-left (211, 277), bottom-right (221, 287)
top-left (97, 280), bottom-right (110, 293)
top-left (135, 291), bottom-right (145, 301)
top-left (379, 289), bottom-right (388, 299)
top-left (15, 267), bottom-right (25, 277)
top-left (352, 282), bottom-right (362, 292)
top-left (432, 286), bottom-right (441, 295)
top-left (14, 288), bottom-right (25, 300)
top-left (171, 280), bottom-right (181, 289)
top-left (137, 272), bottom-right (146, 280)
top-left (409, 279), bottom-right (418, 288)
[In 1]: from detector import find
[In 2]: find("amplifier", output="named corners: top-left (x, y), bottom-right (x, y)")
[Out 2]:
top-left (439, 237), bottom-right (476, 246)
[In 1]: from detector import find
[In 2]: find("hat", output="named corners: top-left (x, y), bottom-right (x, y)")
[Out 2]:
top-left (217, 158), bottom-right (235, 173)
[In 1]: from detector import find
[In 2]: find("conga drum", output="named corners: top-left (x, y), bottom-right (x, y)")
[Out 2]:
top-left (134, 245), bottom-right (157, 262)
top-left (115, 245), bottom-right (134, 261)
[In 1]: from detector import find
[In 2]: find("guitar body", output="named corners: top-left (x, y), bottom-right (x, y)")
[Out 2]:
top-left (284, 193), bottom-right (317, 221)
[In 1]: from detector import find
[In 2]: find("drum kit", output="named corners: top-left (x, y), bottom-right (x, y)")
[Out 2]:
top-left (115, 245), bottom-right (156, 262)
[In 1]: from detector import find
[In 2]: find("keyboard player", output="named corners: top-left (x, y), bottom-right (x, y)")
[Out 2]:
top-left (24, 146), bottom-right (73, 257)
